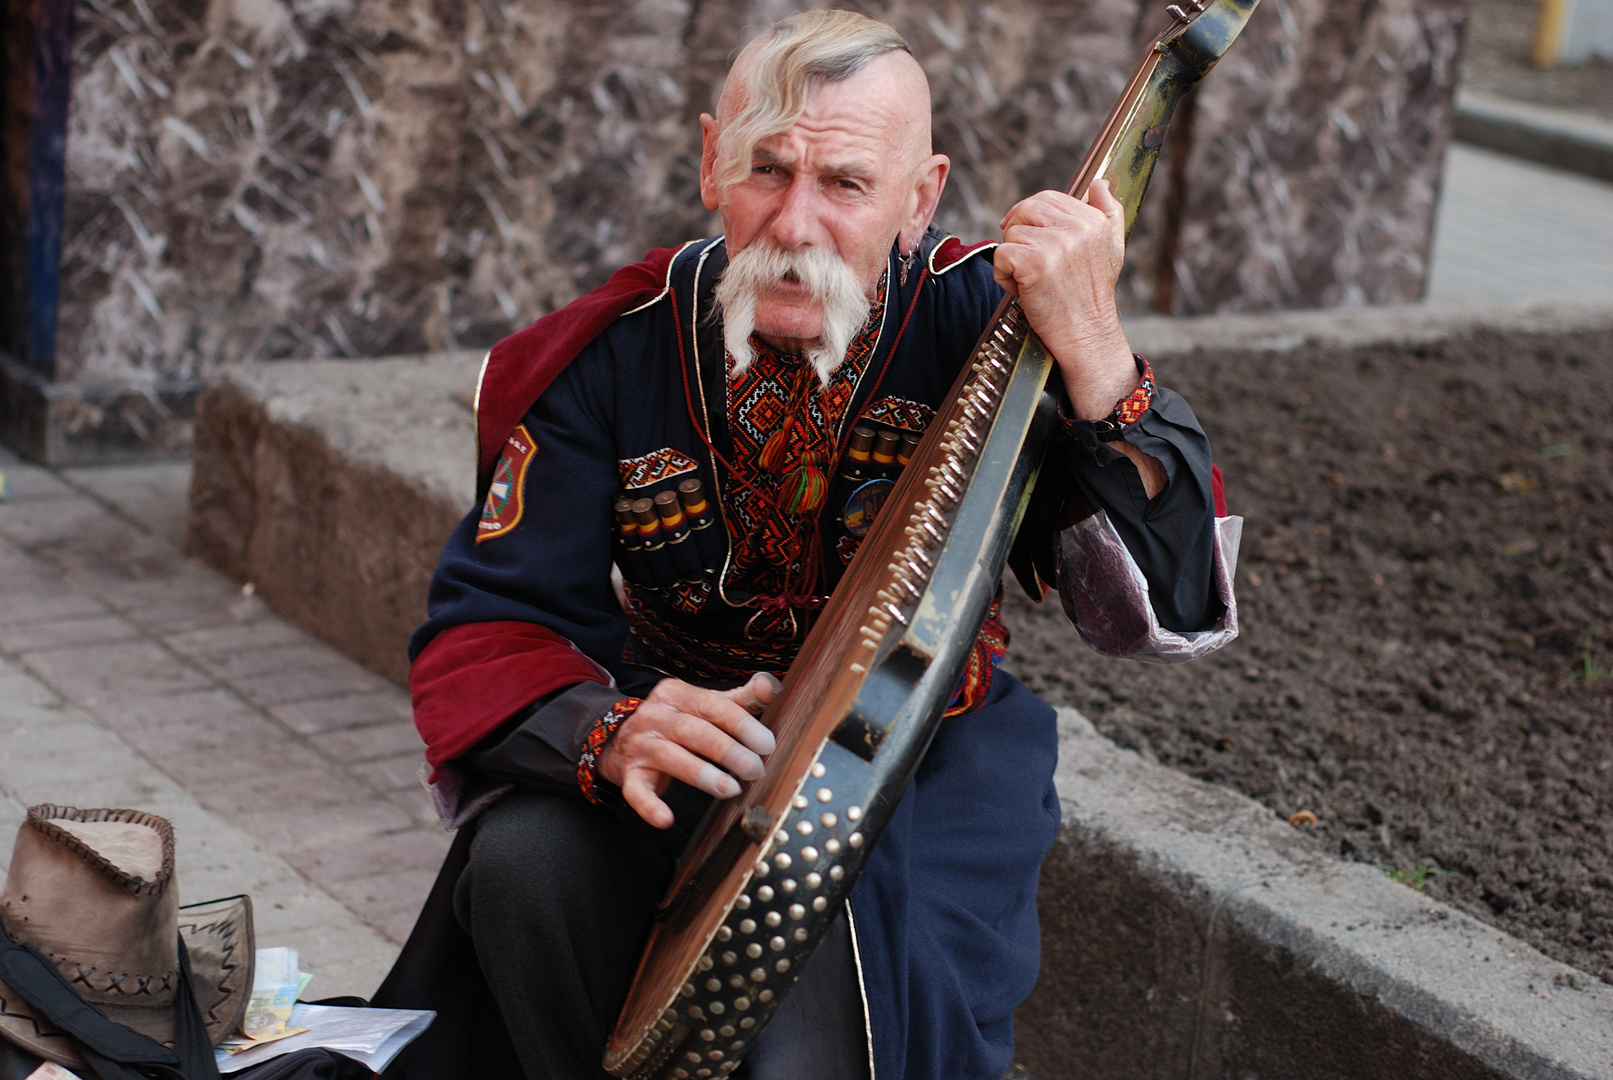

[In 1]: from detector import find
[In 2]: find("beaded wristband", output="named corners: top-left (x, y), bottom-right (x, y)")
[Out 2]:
top-left (577, 697), bottom-right (642, 805)
top-left (1088, 355), bottom-right (1155, 441)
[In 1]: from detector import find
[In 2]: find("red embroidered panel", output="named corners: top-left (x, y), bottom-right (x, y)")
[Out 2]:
top-left (944, 589), bottom-right (1008, 717)
top-left (623, 584), bottom-right (798, 683)
top-left (860, 396), bottom-right (934, 432)
top-left (619, 447), bottom-right (699, 490)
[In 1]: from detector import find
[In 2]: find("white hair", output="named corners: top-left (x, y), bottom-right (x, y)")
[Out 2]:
top-left (714, 11), bottom-right (912, 191)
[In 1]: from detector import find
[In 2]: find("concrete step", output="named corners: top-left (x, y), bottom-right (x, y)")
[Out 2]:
top-left (1456, 91), bottom-right (1613, 183)
top-left (179, 302), bottom-right (1613, 1077)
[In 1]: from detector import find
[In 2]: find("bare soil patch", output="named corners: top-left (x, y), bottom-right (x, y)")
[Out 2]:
top-left (1003, 327), bottom-right (1613, 982)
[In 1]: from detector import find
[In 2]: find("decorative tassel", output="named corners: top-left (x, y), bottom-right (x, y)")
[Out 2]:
top-left (759, 424), bottom-right (793, 474)
top-left (779, 456), bottom-right (828, 515)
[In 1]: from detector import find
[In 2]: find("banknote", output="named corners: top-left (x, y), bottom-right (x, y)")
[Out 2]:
top-left (242, 946), bottom-right (301, 1039)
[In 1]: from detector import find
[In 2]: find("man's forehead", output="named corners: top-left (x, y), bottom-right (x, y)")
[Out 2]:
top-left (745, 58), bottom-right (930, 162)
top-left (751, 140), bottom-right (882, 182)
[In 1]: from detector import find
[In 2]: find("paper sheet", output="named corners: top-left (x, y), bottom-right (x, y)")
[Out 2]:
top-left (216, 1004), bottom-right (435, 1074)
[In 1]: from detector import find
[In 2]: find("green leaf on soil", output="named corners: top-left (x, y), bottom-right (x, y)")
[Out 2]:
top-left (1374, 849), bottom-right (1460, 892)
top-left (1575, 632), bottom-right (1609, 685)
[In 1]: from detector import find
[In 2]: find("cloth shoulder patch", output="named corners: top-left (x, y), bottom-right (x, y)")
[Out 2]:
top-left (477, 424), bottom-right (537, 542)
top-left (619, 447), bottom-right (699, 490)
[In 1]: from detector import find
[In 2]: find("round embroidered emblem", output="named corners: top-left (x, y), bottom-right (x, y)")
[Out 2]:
top-left (841, 478), bottom-right (894, 538)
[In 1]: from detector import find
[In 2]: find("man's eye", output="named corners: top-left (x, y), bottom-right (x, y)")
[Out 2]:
top-left (834, 179), bottom-right (865, 194)
top-left (753, 165), bottom-right (777, 176)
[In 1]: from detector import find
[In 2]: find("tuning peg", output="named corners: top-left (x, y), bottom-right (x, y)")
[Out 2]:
top-left (1166, 3), bottom-right (1189, 19)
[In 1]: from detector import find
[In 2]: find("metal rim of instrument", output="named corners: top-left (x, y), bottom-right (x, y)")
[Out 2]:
top-left (603, 1), bottom-right (1260, 1076)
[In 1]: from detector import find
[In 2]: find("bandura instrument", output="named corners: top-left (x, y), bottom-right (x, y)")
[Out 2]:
top-left (605, 1), bottom-right (1260, 1075)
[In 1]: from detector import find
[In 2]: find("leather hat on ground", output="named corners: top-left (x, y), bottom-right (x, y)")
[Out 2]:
top-left (0, 805), bottom-right (255, 1071)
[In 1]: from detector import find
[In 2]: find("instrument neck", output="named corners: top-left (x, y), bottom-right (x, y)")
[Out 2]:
top-left (1068, 48), bottom-right (1167, 201)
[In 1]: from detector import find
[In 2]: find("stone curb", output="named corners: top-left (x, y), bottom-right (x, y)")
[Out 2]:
top-left (186, 310), bottom-right (1613, 1075)
top-left (1122, 297), bottom-right (1613, 359)
top-left (185, 354), bottom-right (482, 683)
top-left (1018, 709), bottom-right (1613, 1080)
top-left (1453, 91), bottom-right (1613, 184)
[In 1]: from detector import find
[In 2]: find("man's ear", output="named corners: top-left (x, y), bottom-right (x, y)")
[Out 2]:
top-left (699, 113), bottom-right (721, 211)
top-left (899, 153), bottom-right (950, 255)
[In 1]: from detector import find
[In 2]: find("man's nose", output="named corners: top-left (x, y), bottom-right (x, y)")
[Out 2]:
top-left (767, 174), bottom-right (829, 251)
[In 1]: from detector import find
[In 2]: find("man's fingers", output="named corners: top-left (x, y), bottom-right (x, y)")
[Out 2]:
top-left (1000, 189), bottom-right (1075, 229)
top-left (1087, 178), bottom-right (1125, 223)
top-left (1001, 189), bottom-right (1106, 233)
top-left (639, 737), bottom-right (743, 798)
top-left (715, 737), bottom-right (766, 781)
top-left (649, 709), bottom-right (761, 780)
top-left (664, 678), bottom-right (771, 742)
top-left (614, 721), bottom-right (748, 829)
top-left (697, 762), bottom-right (743, 798)
top-left (620, 772), bottom-right (676, 829)
top-left (719, 673), bottom-right (781, 755)
top-left (993, 248), bottom-right (1021, 296)
top-left (733, 716), bottom-right (775, 758)
top-left (722, 671), bottom-right (782, 718)
top-left (994, 242), bottom-right (1041, 294)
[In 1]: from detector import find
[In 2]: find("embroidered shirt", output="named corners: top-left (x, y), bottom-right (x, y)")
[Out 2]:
top-left (721, 274), bottom-right (887, 637)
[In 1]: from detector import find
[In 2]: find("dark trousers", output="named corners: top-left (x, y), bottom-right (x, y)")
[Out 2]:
top-left (453, 788), bottom-right (872, 1080)
top-left (379, 671), bottom-right (1057, 1080)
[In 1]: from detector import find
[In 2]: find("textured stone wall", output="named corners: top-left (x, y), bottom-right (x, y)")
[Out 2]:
top-left (1167, 0), bottom-right (1470, 312)
top-left (55, 0), bottom-right (1465, 387)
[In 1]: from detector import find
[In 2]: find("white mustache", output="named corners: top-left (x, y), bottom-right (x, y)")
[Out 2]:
top-left (713, 242), bottom-right (871, 387)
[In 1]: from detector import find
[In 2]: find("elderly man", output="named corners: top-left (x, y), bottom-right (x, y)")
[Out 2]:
top-left (390, 10), bottom-right (1228, 1080)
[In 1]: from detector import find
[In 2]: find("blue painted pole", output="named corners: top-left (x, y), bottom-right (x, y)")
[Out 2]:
top-left (25, 0), bottom-right (75, 377)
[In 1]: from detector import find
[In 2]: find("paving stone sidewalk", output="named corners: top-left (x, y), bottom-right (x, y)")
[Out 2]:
top-left (0, 446), bottom-right (450, 996)
top-left (1425, 141), bottom-right (1613, 306)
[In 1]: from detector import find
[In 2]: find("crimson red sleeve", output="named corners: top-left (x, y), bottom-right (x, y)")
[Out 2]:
top-left (410, 620), bottom-right (612, 775)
